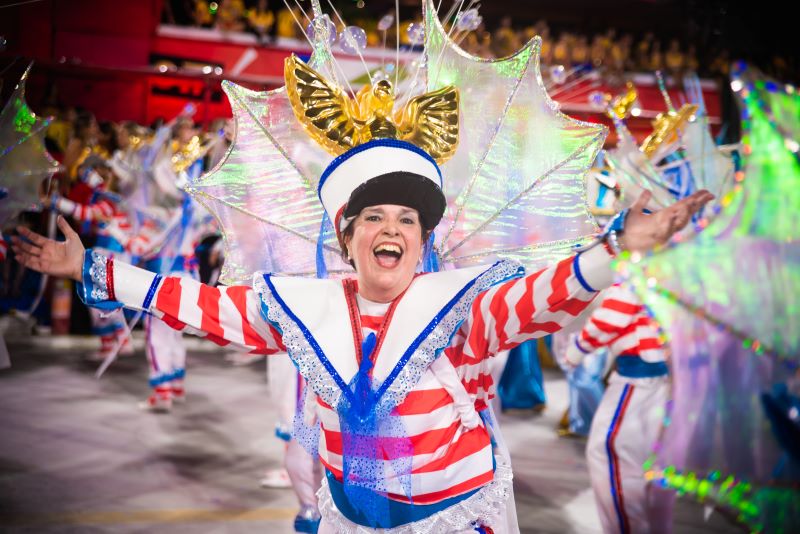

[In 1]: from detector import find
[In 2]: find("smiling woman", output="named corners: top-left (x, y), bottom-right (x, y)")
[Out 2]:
top-left (339, 204), bottom-right (429, 302)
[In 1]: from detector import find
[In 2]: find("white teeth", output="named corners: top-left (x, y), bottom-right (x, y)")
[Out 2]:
top-left (374, 244), bottom-right (402, 254)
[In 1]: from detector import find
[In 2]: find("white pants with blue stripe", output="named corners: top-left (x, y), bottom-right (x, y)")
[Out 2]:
top-left (586, 374), bottom-right (673, 534)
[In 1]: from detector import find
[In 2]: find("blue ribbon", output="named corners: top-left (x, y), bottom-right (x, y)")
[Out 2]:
top-left (316, 211), bottom-right (333, 279)
top-left (338, 331), bottom-right (413, 527)
top-left (422, 231), bottom-right (440, 273)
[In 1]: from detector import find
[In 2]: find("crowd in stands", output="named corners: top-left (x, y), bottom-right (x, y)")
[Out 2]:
top-left (160, 0), bottom-right (757, 80)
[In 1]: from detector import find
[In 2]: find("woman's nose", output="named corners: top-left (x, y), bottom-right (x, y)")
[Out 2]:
top-left (382, 222), bottom-right (399, 236)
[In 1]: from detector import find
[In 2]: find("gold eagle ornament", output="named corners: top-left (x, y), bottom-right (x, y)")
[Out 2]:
top-left (640, 103), bottom-right (699, 158)
top-left (607, 82), bottom-right (638, 120)
top-left (285, 55), bottom-right (459, 164)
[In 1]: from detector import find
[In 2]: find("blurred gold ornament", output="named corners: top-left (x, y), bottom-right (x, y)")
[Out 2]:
top-left (640, 103), bottom-right (698, 158)
top-left (284, 55), bottom-right (459, 163)
top-left (607, 82), bottom-right (638, 120)
top-left (171, 135), bottom-right (214, 173)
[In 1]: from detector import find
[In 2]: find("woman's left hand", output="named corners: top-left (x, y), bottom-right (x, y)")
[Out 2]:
top-left (622, 189), bottom-right (715, 253)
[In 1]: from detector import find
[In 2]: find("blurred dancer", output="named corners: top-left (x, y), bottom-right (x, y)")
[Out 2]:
top-left (565, 283), bottom-right (673, 534)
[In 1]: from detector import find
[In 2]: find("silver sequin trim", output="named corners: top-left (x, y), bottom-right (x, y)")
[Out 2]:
top-left (253, 275), bottom-right (344, 410)
top-left (88, 250), bottom-right (110, 301)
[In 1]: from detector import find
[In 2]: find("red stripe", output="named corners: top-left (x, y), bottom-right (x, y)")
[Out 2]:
top-left (226, 285), bottom-right (279, 353)
top-left (603, 298), bottom-right (642, 315)
top-left (464, 294), bottom-right (489, 362)
top-left (489, 280), bottom-right (514, 348)
top-left (609, 385), bottom-right (634, 534)
top-left (411, 426), bottom-right (491, 473)
top-left (359, 314), bottom-right (383, 331)
top-left (197, 284), bottom-right (225, 340)
top-left (590, 317), bottom-right (629, 334)
top-left (390, 470), bottom-right (494, 504)
top-left (156, 277), bottom-right (183, 319)
top-left (462, 372), bottom-right (494, 396)
top-left (320, 456), bottom-right (494, 505)
top-left (395, 388), bottom-right (452, 415)
top-left (513, 269), bottom-right (543, 326)
top-left (106, 257), bottom-right (115, 301)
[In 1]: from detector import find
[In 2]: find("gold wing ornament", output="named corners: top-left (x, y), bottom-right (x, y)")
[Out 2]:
top-left (396, 87), bottom-right (459, 163)
top-left (285, 55), bottom-right (359, 154)
top-left (641, 103), bottom-right (699, 158)
top-left (285, 54), bottom-right (459, 164)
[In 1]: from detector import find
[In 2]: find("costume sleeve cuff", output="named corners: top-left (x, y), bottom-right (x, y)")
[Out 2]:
top-left (564, 335), bottom-right (591, 366)
top-left (575, 243), bottom-right (615, 292)
top-left (75, 249), bottom-right (124, 311)
top-left (75, 249), bottom-right (164, 312)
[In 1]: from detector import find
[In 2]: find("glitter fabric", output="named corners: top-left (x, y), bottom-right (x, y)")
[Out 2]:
top-left (0, 63), bottom-right (61, 225)
top-left (317, 454), bottom-right (513, 533)
top-left (88, 250), bottom-right (110, 302)
top-left (621, 65), bottom-right (800, 532)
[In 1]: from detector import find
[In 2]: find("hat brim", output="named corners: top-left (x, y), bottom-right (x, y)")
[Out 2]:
top-left (343, 172), bottom-right (446, 231)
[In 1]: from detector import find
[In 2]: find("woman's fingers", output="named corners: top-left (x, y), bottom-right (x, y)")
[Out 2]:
top-left (10, 237), bottom-right (43, 257)
top-left (57, 215), bottom-right (79, 240)
top-left (16, 226), bottom-right (49, 247)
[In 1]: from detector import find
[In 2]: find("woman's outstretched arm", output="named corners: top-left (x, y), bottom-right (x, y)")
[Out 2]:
top-left (12, 216), bottom-right (283, 355)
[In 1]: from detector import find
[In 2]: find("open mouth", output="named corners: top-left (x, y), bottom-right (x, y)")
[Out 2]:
top-left (373, 243), bottom-right (403, 268)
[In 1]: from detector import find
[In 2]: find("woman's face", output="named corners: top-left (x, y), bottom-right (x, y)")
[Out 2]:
top-left (344, 204), bottom-right (424, 303)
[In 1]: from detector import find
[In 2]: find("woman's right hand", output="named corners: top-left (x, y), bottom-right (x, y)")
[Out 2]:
top-left (11, 215), bottom-right (85, 282)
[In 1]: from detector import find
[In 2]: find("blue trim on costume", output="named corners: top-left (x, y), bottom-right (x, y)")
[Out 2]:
top-left (575, 337), bottom-right (591, 355)
top-left (142, 274), bottom-right (163, 310)
top-left (262, 274), bottom-right (356, 405)
top-left (616, 355), bottom-right (669, 378)
top-left (275, 426), bottom-right (292, 442)
top-left (92, 323), bottom-right (124, 336)
top-left (606, 384), bottom-right (632, 534)
top-left (317, 139), bottom-right (443, 200)
top-left (325, 470), bottom-right (479, 528)
top-left (94, 235), bottom-right (125, 254)
top-left (148, 368), bottom-right (185, 387)
top-left (375, 261), bottom-right (524, 402)
top-left (149, 373), bottom-right (171, 387)
top-left (572, 253), bottom-right (596, 292)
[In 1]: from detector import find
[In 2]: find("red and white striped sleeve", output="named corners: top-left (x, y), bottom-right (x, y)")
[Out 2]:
top-left (54, 195), bottom-right (116, 222)
top-left (0, 235), bottom-right (7, 261)
top-left (104, 257), bottom-right (284, 355)
top-left (457, 245), bottom-right (614, 363)
top-left (563, 283), bottom-right (658, 366)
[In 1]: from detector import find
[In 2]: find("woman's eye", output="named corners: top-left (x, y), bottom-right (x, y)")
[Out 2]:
top-left (401, 217), bottom-right (415, 224)
top-left (365, 215), bottom-right (380, 222)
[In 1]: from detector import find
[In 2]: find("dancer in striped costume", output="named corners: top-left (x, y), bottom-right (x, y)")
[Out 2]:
top-left (48, 156), bottom-right (134, 360)
top-left (13, 57), bottom-right (713, 533)
top-left (565, 283), bottom-right (673, 534)
top-left (14, 187), bottom-right (710, 533)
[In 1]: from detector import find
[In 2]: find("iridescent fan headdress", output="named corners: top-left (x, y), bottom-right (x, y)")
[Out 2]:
top-left (186, 0), bottom-right (605, 283)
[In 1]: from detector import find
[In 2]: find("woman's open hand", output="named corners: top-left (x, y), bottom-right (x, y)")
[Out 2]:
top-left (622, 189), bottom-right (715, 253)
top-left (11, 216), bottom-right (85, 282)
